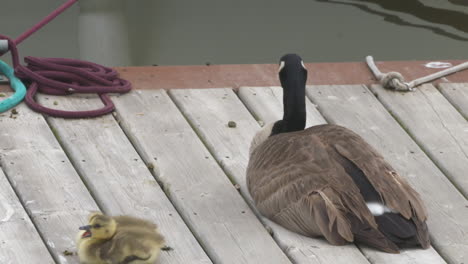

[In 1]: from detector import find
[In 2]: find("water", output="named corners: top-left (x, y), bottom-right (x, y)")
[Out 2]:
top-left (1, 0), bottom-right (467, 66)
top-left (126, 0), bottom-right (468, 65)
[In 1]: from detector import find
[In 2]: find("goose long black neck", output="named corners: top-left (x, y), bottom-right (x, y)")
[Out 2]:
top-left (272, 54), bottom-right (307, 136)
top-left (282, 81), bottom-right (306, 132)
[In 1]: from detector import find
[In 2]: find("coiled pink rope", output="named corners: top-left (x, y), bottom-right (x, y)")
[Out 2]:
top-left (0, 0), bottom-right (132, 118)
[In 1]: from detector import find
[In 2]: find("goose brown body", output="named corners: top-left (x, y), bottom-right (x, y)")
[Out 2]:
top-left (246, 53), bottom-right (430, 253)
top-left (247, 124), bottom-right (430, 252)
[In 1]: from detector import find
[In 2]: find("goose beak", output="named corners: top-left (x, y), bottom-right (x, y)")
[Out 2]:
top-left (79, 225), bottom-right (92, 238)
top-left (79, 225), bottom-right (92, 230)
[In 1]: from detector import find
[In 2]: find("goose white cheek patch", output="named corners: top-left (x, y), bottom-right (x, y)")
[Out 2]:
top-left (278, 61), bottom-right (285, 72)
top-left (366, 202), bottom-right (396, 216)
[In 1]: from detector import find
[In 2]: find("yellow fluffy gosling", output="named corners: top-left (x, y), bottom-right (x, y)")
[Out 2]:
top-left (77, 212), bottom-right (165, 264)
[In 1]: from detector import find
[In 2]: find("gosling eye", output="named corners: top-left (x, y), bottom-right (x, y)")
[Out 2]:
top-left (93, 224), bottom-right (102, 228)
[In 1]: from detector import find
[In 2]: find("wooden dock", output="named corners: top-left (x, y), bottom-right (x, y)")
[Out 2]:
top-left (1, 62), bottom-right (468, 264)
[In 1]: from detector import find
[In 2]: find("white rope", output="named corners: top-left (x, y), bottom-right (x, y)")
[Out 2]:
top-left (366, 55), bottom-right (468, 92)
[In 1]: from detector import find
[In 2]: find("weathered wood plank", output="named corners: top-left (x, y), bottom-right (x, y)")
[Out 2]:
top-left (37, 94), bottom-right (212, 264)
top-left (169, 87), bottom-right (370, 264)
top-left (0, 103), bottom-right (99, 264)
top-left (307, 85), bottom-right (467, 264)
top-left (112, 90), bottom-right (291, 264)
top-left (239, 86), bottom-right (446, 264)
top-left (0, 168), bottom-right (55, 264)
top-left (369, 84), bottom-right (468, 198)
top-left (237, 86), bottom-right (326, 127)
top-left (438, 83), bottom-right (468, 120)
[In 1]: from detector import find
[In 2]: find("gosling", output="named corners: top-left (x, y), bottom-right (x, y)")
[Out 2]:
top-left (77, 212), bottom-right (165, 264)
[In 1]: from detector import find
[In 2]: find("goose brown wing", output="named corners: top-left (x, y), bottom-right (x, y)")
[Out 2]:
top-left (247, 131), bottom-right (376, 244)
top-left (311, 124), bottom-right (427, 222)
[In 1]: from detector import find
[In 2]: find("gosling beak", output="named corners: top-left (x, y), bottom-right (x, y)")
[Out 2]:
top-left (79, 225), bottom-right (92, 238)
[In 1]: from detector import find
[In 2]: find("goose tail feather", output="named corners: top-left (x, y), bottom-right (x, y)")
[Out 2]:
top-left (373, 212), bottom-right (430, 250)
top-left (348, 214), bottom-right (400, 253)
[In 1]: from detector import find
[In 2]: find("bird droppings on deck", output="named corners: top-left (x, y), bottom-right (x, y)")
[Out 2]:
top-left (58, 255), bottom-right (69, 264)
top-left (147, 162), bottom-right (155, 170)
top-left (25, 200), bottom-right (36, 205)
top-left (9, 109), bottom-right (18, 119)
top-left (46, 240), bottom-right (55, 248)
top-left (0, 202), bottom-right (14, 222)
top-left (227, 121), bottom-right (237, 128)
top-left (62, 250), bottom-right (74, 256)
top-left (162, 246), bottom-right (174, 251)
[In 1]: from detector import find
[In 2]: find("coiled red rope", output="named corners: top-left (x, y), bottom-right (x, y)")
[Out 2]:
top-left (0, 0), bottom-right (132, 118)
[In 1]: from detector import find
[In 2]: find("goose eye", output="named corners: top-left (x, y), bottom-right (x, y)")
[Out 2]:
top-left (301, 61), bottom-right (306, 70)
top-left (278, 61), bottom-right (285, 72)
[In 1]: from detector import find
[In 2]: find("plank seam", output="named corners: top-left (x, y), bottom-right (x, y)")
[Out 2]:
top-left (232, 89), bottom-right (264, 124)
top-left (166, 89), bottom-right (296, 263)
top-left (42, 117), bottom-right (105, 213)
top-left (420, 87), bottom-right (468, 162)
top-left (368, 85), bottom-right (468, 200)
top-left (0, 166), bottom-right (57, 264)
top-left (436, 83), bottom-right (468, 122)
top-left (110, 101), bottom-right (215, 264)
top-left (166, 90), bottom-right (238, 185)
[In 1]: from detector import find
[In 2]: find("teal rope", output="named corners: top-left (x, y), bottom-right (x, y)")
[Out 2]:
top-left (0, 59), bottom-right (26, 112)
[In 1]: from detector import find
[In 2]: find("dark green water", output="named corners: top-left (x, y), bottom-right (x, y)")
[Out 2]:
top-left (1, 0), bottom-right (467, 66)
top-left (126, 0), bottom-right (468, 65)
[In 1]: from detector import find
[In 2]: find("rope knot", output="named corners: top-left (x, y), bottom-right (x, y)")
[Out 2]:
top-left (379, 72), bottom-right (412, 91)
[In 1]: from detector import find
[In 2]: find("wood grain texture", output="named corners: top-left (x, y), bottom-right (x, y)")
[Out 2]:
top-left (307, 85), bottom-right (466, 264)
top-left (438, 83), bottom-right (468, 120)
top-left (0, 169), bottom-right (55, 264)
top-left (369, 84), bottom-right (468, 198)
top-left (112, 90), bottom-right (291, 264)
top-left (237, 86), bottom-right (326, 127)
top-left (239, 86), bottom-right (446, 264)
top-left (169, 87), bottom-right (370, 264)
top-left (0, 103), bottom-right (99, 264)
top-left (37, 94), bottom-right (212, 264)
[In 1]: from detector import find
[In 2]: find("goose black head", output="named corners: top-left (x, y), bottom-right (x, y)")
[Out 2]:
top-left (278, 53), bottom-right (308, 91)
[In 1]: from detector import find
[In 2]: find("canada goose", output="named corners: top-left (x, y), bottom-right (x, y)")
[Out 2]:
top-left (77, 212), bottom-right (165, 264)
top-left (246, 54), bottom-right (430, 253)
